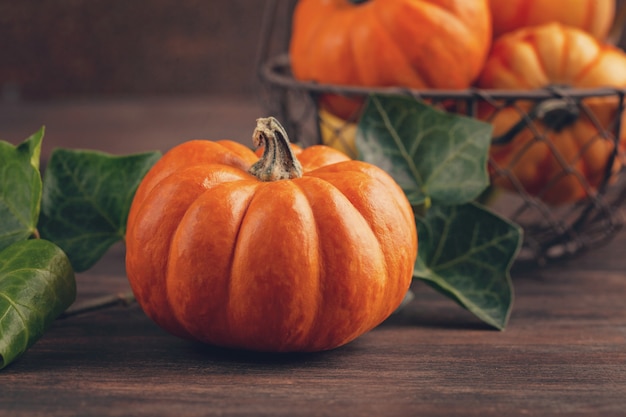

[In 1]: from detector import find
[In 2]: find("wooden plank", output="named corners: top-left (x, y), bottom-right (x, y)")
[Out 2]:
top-left (1, 231), bottom-right (624, 416)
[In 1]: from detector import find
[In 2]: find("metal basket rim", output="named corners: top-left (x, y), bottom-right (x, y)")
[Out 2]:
top-left (259, 53), bottom-right (626, 102)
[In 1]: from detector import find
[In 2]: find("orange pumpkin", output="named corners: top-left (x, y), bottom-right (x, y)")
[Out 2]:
top-left (477, 23), bottom-right (626, 205)
top-left (125, 117), bottom-right (417, 352)
top-left (488, 0), bottom-right (615, 40)
top-left (289, 0), bottom-right (492, 119)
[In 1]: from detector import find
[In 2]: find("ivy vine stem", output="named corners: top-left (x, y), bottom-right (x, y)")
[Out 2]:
top-left (59, 291), bottom-right (136, 319)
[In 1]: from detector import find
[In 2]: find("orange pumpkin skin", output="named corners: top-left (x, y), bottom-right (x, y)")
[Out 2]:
top-left (289, 0), bottom-right (492, 119)
top-left (125, 121), bottom-right (417, 352)
top-left (489, 0), bottom-right (615, 40)
top-left (478, 23), bottom-right (626, 205)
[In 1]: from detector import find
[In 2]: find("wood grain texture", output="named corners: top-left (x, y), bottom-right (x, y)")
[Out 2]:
top-left (0, 97), bottom-right (266, 160)
top-left (0, 1), bottom-right (269, 99)
top-left (1, 0), bottom-right (625, 102)
top-left (1, 98), bottom-right (625, 416)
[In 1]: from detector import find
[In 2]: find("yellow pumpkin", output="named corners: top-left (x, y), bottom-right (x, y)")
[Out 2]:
top-left (319, 108), bottom-right (358, 159)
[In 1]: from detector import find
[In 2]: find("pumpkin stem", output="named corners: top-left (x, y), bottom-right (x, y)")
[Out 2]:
top-left (249, 117), bottom-right (303, 181)
top-left (492, 98), bottom-right (580, 145)
top-left (535, 99), bottom-right (580, 132)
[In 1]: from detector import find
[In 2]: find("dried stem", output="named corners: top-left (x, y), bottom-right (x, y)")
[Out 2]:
top-left (249, 117), bottom-right (303, 181)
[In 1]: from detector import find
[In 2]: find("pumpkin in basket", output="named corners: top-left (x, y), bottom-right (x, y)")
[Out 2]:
top-left (488, 0), bottom-right (615, 40)
top-left (477, 23), bottom-right (626, 205)
top-left (289, 0), bottom-right (492, 119)
top-left (125, 117), bottom-right (417, 352)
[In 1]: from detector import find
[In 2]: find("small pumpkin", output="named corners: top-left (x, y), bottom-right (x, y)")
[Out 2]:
top-left (289, 0), bottom-right (492, 119)
top-left (477, 23), bottom-right (626, 205)
top-left (125, 117), bottom-right (417, 352)
top-left (488, 0), bottom-right (615, 40)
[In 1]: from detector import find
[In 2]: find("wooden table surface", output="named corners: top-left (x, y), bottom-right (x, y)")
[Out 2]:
top-left (1, 97), bottom-right (625, 417)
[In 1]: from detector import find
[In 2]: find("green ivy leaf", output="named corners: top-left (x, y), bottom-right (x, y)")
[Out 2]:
top-left (356, 95), bottom-right (492, 206)
top-left (0, 239), bottom-right (75, 370)
top-left (0, 128), bottom-right (44, 252)
top-left (38, 149), bottom-right (161, 272)
top-left (414, 203), bottom-right (522, 330)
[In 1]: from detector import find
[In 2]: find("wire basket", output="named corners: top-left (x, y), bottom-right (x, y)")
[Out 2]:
top-left (255, 0), bottom-right (626, 265)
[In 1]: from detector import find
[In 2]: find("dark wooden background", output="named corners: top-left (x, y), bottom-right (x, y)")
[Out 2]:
top-left (0, 0), bottom-right (281, 100)
top-left (2, 0), bottom-right (625, 102)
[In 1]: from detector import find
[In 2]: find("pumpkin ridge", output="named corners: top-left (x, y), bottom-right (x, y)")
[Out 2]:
top-left (289, 0), bottom-right (336, 80)
top-left (349, 3), bottom-right (377, 86)
top-left (352, 170), bottom-right (415, 326)
top-left (381, 1), bottom-right (442, 87)
top-left (371, 5), bottom-right (427, 87)
top-left (349, 2), bottom-right (424, 87)
top-left (226, 180), bottom-right (321, 351)
top-left (306, 175), bottom-right (388, 343)
top-left (305, 169), bottom-right (406, 297)
top-left (127, 166), bottom-right (250, 340)
top-left (224, 180), bottom-right (261, 310)
top-left (218, 181), bottom-right (260, 346)
top-left (165, 177), bottom-right (259, 342)
top-left (309, 160), bottom-right (417, 237)
top-left (581, 1), bottom-right (615, 35)
top-left (138, 140), bottom-right (257, 199)
top-left (304, 12), bottom-right (353, 85)
top-left (287, 178), bottom-right (326, 349)
top-left (344, 11), bottom-right (366, 87)
top-left (483, 39), bottom-right (532, 89)
top-left (571, 40), bottom-right (605, 85)
top-left (524, 32), bottom-right (552, 85)
top-left (164, 179), bottom-right (260, 345)
top-left (558, 26), bottom-right (572, 82)
top-left (292, 175), bottom-right (389, 349)
top-left (403, 1), bottom-right (488, 85)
